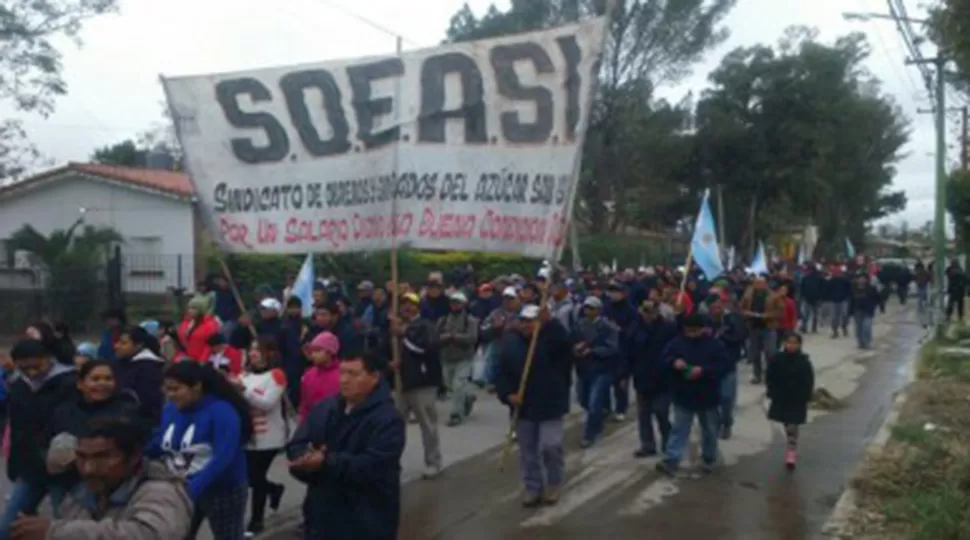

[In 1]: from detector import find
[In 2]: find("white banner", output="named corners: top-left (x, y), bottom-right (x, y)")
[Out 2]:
top-left (163, 19), bottom-right (606, 258)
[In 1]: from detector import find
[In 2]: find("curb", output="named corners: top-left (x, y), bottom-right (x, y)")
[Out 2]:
top-left (819, 328), bottom-right (926, 538)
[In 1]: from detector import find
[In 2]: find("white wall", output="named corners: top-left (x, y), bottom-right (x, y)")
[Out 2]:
top-left (0, 173), bottom-right (195, 293)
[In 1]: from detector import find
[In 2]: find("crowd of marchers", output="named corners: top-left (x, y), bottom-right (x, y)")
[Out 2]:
top-left (0, 255), bottom-right (958, 540)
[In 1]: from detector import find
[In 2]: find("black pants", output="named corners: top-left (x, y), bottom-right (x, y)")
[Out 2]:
top-left (246, 449), bottom-right (282, 526)
top-left (947, 294), bottom-right (965, 321)
top-left (187, 484), bottom-right (248, 540)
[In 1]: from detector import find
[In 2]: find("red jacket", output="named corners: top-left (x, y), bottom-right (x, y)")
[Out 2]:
top-left (780, 296), bottom-right (798, 332)
top-left (178, 315), bottom-right (220, 362)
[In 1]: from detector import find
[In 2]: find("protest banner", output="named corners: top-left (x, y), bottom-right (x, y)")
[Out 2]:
top-left (162, 19), bottom-right (606, 259)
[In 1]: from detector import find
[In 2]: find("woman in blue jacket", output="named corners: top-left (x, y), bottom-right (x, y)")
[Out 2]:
top-left (149, 361), bottom-right (253, 540)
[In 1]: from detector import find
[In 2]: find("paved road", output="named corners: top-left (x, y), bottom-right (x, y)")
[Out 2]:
top-left (0, 304), bottom-right (924, 540)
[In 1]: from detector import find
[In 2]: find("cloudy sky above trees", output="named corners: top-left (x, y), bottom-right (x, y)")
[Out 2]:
top-left (0, 0), bottom-right (945, 227)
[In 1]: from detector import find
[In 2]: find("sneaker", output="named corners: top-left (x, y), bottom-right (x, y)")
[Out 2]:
top-left (543, 485), bottom-right (562, 505)
top-left (720, 425), bottom-right (732, 440)
top-left (613, 413), bottom-right (627, 422)
top-left (522, 492), bottom-right (543, 508)
top-left (785, 448), bottom-right (797, 470)
top-left (579, 439), bottom-right (594, 449)
top-left (654, 461), bottom-right (676, 476)
top-left (700, 461), bottom-right (716, 474)
top-left (423, 465), bottom-right (442, 479)
top-left (634, 448), bottom-right (658, 458)
top-left (245, 521), bottom-right (264, 537)
top-left (268, 483), bottom-right (285, 511)
top-left (447, 414), bottom-right (463, 427)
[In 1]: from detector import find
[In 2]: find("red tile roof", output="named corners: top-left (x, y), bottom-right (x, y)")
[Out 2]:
top-left (69, 163), bottom-right (195, 197)
top-left (0, 163), bottom-right (195, 199)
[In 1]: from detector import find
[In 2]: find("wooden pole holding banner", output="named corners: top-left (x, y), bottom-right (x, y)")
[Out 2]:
top-left (389, 35), bottom-right (405, 398)
top-left (499, 0), bottom-right (618, 472)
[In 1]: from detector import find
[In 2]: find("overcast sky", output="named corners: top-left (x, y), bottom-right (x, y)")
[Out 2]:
top-left (2, 0), bottom-right (951, 228)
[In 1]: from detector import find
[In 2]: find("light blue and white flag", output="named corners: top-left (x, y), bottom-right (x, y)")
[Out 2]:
top-left (750, 241), bottom-right (769, 275)
top-left (690, 189), bottom-right (724, 279)
top-left (291, 253), bottom-right (315, 318)
top-left (844, 237), bottom-right (856, 259)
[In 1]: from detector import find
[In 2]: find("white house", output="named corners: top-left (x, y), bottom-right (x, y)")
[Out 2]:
top-left (0, 163), bottom-right (202, 293)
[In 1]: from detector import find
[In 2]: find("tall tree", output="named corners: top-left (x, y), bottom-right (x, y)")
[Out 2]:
top-left (0, 0), bottom-right (119, 180)
top-left (91, 103), bottom-right (183, 169)
top-left (444, 0), bottom-right (736, 232)
top-left (928, 1), bottom-right (970, 96)
top-left (688, 27), bottom-right (910, 255)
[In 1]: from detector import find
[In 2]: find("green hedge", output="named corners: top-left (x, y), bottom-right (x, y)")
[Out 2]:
top-left (207, 234), bottom-right (682, 296)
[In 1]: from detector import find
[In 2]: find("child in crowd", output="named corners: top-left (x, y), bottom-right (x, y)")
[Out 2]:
top-left (207, 334), bottom-right (243, 376)
top-left (765, 332), bottom-right (815, 469)
top-left (298, 331), bottom-right (341, 422)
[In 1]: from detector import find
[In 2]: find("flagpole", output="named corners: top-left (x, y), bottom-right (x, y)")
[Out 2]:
top-left (388, 36), bottom-right (404, 398)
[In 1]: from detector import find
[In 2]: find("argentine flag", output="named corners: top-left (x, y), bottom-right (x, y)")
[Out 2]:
top-left (291, 253), bottom-right (315, 318)
top-left (844, 237), bottom-right (856, 259)
top-left (690, 189), bottom-right (724, 279)
top-left (750, 241), bottom-right (769, 275)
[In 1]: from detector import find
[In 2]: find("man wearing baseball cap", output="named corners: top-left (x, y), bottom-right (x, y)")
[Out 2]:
top-left (437, 292), bottom-right (479, 426)
top-left (479, 286), bottom-right (521, 393)
top-left (573, 295), bottom-right (620, 448)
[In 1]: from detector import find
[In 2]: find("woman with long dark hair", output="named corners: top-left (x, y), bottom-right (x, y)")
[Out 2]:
top-left (149, 361), bottom-right (252, 540)
top-left (237, 336), bottom-right (288, 535)
top-left (46, 360), bottom-right (139, 489)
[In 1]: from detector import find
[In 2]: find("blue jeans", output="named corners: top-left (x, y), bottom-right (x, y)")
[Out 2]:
top-left (799, 302), bottom-right (818, 333)
top-left (830, 301), bottom-right (848, 333)
top-left (484, 341), bottom-right (500, 385)
top-left (854, 314), bottom-right (873, 349)
top-left (578, 371), bottom-right (612, 442)
top-left (607, 375), bottom-right (629, 416)
top-left (719, 370), bottom-right (738, 429)
top-left (747, 329), bottom-right (776, 379)
top-left (663, 405), bottom-right (719, 469)
top-left (0, 480), bottom-right (65, 540)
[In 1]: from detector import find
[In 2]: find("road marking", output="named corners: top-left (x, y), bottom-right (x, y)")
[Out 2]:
top-left (617, 478), bottom-right (679, 516)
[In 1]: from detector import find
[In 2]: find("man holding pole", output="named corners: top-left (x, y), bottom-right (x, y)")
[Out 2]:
top-left (495, 304), bottom-right (572, 507)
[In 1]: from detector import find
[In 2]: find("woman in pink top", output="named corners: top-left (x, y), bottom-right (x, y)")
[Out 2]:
top-left (298, 331), bottom-right (341, 421)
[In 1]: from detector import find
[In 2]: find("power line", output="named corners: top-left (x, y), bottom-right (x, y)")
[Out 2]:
top-left (307, 0), bottom-right (424, 48)
top-left (858, 0), bottom-right (924, 102)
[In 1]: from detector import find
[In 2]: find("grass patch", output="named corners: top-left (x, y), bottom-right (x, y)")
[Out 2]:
top-left (846, 339), bottom-right (970, 539)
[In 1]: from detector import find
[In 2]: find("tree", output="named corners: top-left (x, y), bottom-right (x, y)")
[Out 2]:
top-left (928, 1), bottom-right (970, 96)
top-left (687, 27), bottom-right (910, 255)
top-left (947, 169), bottom-right (970, 256)
top-left (0, 0), bottom-right (119, 180)
top-left (6, 220), bottom-right (123, 328)
top-left (444, 0), bottom-right (736, 232)
top-left (91, 103), bottom-right (183, 168)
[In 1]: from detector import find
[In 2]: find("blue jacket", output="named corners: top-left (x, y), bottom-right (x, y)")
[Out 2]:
top-left (662, 336), bottom-right (730, 411)
top-left (495, 322), bottom-right (572, 422)
top-left (213, 288), bottom-right (240, 323)
top-left (149, 395), bottom-right (247, 500)
top-left (113, 348), bottom-right (166, 423)
top-left (572, 317), bottom-right (621, 374)
top-left (287, 381), bottom-right (405, 540)
top-left (626, 317), bottom-right (678, 395)
top-left (821, 276), bottom-right (852, 303)
top-left (603, 299), bottom-right (639, 334)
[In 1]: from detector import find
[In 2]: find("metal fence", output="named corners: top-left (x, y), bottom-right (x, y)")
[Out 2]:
top-left (0, 250), bottom-right (192, 335)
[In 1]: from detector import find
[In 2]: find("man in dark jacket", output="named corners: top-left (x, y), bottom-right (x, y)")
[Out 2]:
top-left (112, 326), bottom-right (166, 423)
top-left (848, 274), bottom-right (881, 350)
top-left (0, 339), bottom-right (78, 539)
top-left (798, 265), bottom-right (822, 333)
top-left (603, 281), bottom-right (639, 423)
top-left (655, 315), bottom-right (730, 476)
top-left (388, 293), bottom-right (443, 478)
top-left (280, 297), bottom-right (311, 407)
top-left (288, 352), bottom-right (405, 540)
top-left (707, 300), bottom-right (746, 439)
top-left (822, 268), bottom-right (852, 338)
top-left (625, 301), bottom-right (677, 457)
top-left (572, 296), bottom-right (620, 448)
top-left (496, 304), bottom-right (572, 507)
top-left (946, 260), bottom-right (967, 322)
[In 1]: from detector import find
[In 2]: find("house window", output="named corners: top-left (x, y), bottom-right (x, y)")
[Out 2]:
top-left (127, 236), bottom-right (164, 278)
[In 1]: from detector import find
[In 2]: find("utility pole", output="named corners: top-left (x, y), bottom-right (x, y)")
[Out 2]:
top-left (911, 56), bottom-right (948, 335)
top-left (963, 106), bottom-right (968, 170)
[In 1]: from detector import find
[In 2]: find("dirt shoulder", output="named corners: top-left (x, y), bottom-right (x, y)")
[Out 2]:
top-left (843, 335), bottom-right (970, 539)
